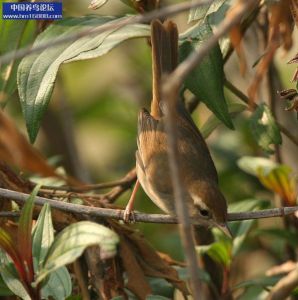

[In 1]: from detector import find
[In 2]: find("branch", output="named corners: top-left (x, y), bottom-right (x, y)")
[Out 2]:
top-left (0, 0), bottom-right (213, 65)
top-left (164, 52), bottom-right (202, 300)
top-left (266, 265), bottom-right (298, 300)
top-left (38, 168), bottom-right (136, 194)
top-left (0, 188), bottom-right (297, 223)
top-left (224, 79), bottom-right (298, 148)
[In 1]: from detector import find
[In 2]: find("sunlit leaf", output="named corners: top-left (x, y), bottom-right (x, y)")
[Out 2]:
top-left (36, 221), bottom-right (119, 283)
top-left (237, 156), bottom-right (277, 177)
top-left (0, 9), bottom-right (35, 105)
top-left (196, 242), bottom-right (231, 267)
top-left (17, 185), bottom-right (40, 283)
top-left (249, 103), bottom-right (282, 153)
top-left (188, 0), bottom-right (227, 23)
top-left (32, 203), bottom-right (54, 270)
top-left (41, 267), bottom-right (72, 300)
top-left (88, 0), bottom-right (109, 9)
top-left (18, 16), bottom-right (150, 142)
top-left (179, 23), bottom-right (234, 129)
top-left (238, 157), bottom-right (296, 205)
top-left (0, 254), bottom-right (30, 300)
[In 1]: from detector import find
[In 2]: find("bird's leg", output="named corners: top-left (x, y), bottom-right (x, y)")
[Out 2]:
top-left (123, 179), bottom-right (140, 223)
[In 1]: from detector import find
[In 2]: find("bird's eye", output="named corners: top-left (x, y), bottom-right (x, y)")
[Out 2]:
top-left (199, 209), bottom-right (210, 218)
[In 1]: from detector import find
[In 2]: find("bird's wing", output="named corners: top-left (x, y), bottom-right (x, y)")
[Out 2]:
top-left (137, 108), bottom-right (173, 196)
top-left (176, 103), bottom-right (219, 182)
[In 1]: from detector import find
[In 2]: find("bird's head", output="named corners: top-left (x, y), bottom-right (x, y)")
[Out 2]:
top-left (188, 180), bottom-right (232, 238)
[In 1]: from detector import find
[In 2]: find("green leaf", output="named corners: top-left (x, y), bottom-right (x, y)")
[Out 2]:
top-left (0, 253), bottom-right (30, 300)
top-left (0, 274), bottom-right (13, 296)
top-left (41, 267), bottom-right (72, 300)
top-left (196, 242), bottom-right (231, 267)
top-left (36, 221), bottom-right (119, 283)
top-left (179, 23), bottom-right (234, 129)
top-left (229, 199), bottom-right (269, 256)
top-left (17, 185), bottom-right (40, 283)
top-left (18, 16), bottom-right (149, 143)
top-left (188, 0), bottom-right (227, 23)
top-left (32, 203), bottom-right (54, 271)
top-left (0, 7), bottom-right (35, 105)
top-left (249, 103), bottom-right (282, 153)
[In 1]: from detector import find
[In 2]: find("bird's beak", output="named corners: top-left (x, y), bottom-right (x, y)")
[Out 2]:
top-left (217, 223), bottom-right (233, 239)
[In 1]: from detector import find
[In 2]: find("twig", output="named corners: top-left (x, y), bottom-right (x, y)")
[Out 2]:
top-left (40, 179), bottom-right (132, 192)
top-left (0, 188), bottom-right (297, 223)
top-left (0, 0), bottom-right (213, 66)
top-left (39, 169), bottom-right (137, 194)
top-left (0, 211), bottom-right (20, 217)
top-left (164, 67), bottom-right (202, 299)
top-left (266, 265), bottom-right (298, 300)
top-left (224, 79), bottom-right (298, 148)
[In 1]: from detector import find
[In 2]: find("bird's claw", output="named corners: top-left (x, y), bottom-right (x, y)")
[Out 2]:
top-left (123, 208), bottom-right (136, 223)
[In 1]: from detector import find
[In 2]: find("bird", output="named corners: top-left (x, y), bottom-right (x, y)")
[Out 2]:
top-left (124, 19), bottom-right (232, 238)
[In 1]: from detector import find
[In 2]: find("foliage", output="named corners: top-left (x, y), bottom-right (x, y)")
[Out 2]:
top-left (0, 0), bottom-right (298, 299)
top-left (0, 187), bottom-right (119, 299)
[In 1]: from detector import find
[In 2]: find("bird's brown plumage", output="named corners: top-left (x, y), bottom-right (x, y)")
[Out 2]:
top-left (136, 20), bottom-right (230, 234)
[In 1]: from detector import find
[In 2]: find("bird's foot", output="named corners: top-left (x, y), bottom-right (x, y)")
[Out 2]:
top-left (123, 207), bottom-right (136, 223)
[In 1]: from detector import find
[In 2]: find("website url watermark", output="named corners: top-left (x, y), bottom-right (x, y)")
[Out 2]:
top-left (2, 2), bottom-right (63, 20)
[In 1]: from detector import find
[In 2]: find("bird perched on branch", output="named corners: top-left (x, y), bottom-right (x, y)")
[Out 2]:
top-left (124, 19), bottom-right (232, 238)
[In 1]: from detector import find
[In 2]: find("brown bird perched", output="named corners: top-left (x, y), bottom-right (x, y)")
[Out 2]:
top-left (124, 19), bottom-right (232, 238)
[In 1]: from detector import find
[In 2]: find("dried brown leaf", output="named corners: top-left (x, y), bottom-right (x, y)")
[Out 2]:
top-left (226, 0), bottom-right (249, 75)
top-left (248, 42), bottom-right (278, 105)
top-left (119, 236), bottom-right (152, 299)
top-left (0, 111), bottom-right (57, 177)
top-left (115, 224), bottom-right (189, 297)
top-left (248, 0), bottom-right (293, 105)
top-left (290, 0), bottom-right (298, 27)
top-left (288, 53), bottom-right (298, 64)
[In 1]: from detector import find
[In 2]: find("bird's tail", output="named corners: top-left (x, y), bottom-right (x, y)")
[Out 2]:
top-left (150, 19), bottom-right (178, 119)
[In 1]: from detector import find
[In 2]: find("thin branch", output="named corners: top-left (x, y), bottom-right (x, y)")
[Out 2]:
top-left (266, 265), bottom-right (298, 300)
top-left (0, 188), bottom-right (297, 223)
top-left (39, 169), bottom-right (137, 193)
top-left (224, 79), bottom-right (298, 148)
top-left (164, 67), bottom-right (202, 299)
top-left (0, 0), bottom-right (213, 66)
top-left (0, 211), bottom-right (20, 217)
